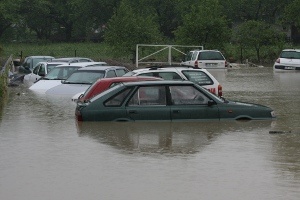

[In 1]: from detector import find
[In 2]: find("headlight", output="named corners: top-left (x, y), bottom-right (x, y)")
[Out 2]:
top-left (271, 111), bottom-right (276, 118)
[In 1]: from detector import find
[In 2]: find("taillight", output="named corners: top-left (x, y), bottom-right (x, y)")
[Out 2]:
top-left (218, 84), bottom-right (223, 97)
top-left (194, 60), bottom-right (199, 68)
top-left (225, 60), bottom-right (228, 67)
top-left (275, 58), bottom-right (280, 63)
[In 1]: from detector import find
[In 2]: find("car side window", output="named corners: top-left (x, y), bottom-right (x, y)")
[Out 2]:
top-left (191, 52), bottom-right (198, 60)
top-left (115, 69), bottom-right (127, 76)
top-left (128, 86), bottom-right (166, 106)
top-left (169, 85), bottom-right (209, 105)
top-left (38, 64), bottom-right (46, 76)
top-left (106, 70), bottom-right (117, 78)
top-left (105, 88), bottom-right (131, 106)
top-left (32, 65), bottom-right (40, 74)
top-left (182, 71), bottom-right (213, 85)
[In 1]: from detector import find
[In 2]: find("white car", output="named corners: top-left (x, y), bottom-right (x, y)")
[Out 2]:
top-left (45, 66), bottom-right (129, 97)
top-left (23, 62), bottom-right (66, 86)
top-left (123, 66), bottom-right (223, 96)
top-left (273, 49), bottom-right (300, 71)
top-left (181, 50), bottom-right (228, 69)
top-left (29, 62), bottom-right (107, 93)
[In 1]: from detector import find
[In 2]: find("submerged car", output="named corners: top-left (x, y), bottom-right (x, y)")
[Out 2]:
top-left (72, 76), bottom-right (163, 102)
top-left (23, 62), bottom-right (66, 86)
top-left (46, 66), bottom-right (129, 97)
top-left (273, 49), bottom-right (300, 71)
top-left (29, 62), bottom-right (107, 93)
top-left (75, 80), bottom-right (276, 121)
top-left (19, 55), bottom-right (55, 74)
top-left (181, 50), bottom-right (228, 69)
top-left (123, 66), bottom-right (223, 96)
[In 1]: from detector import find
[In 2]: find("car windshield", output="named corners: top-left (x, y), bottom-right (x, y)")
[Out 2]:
top-left (182, 70), bottom-right (213, 85)
top-left (46, 63), bottom-right (64, 73)
top-left (65, 70), bottom-right (105, 84)
top-left (123, 71), bottom-right (136, 76)
top-left (198, 52), bottom-right (224, 60)
top-left (280, 51), bottom-right (300, 59)
top-left (33, 58), bottom-right (52, 68)
top-left (44, 66), bottom-right (80, 80)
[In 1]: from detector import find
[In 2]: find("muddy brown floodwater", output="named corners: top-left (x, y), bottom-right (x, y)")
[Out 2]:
top-left (0, 67), bottom-right (300, 200)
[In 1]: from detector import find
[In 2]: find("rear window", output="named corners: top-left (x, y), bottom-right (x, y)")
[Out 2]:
top-left (137, 72), bottom-right (181, 80)
top-left (198, 51), bottom-right (224, 60)
top-left (181, 70), bottom-right (213, 85)
top-left (280, 51), bottom-right (300, 59)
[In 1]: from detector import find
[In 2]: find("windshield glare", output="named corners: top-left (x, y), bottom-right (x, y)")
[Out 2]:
top-left (44, 66), bottom-right (79, 80)
top-left (66, 71), bottom-right (105, 84)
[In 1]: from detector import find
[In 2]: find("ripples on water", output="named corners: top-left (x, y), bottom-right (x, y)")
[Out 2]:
top-left (0, 68), bottom-right (300, 200)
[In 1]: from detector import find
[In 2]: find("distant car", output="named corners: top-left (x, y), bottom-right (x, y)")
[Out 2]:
top-left (50, 57), bottom-right (95, 63)
top-left (19, 56), bottom-right (54, 74)
top-left (181, 50), bottom-right (228, 69)
top-left (23, 62), bottom-right (66, 86)
top-left (273, 49), bottom-right (300, 71)
top-left (75, 80), bottom-right (276, 121)
top-left (29, 62), bottom-right (107, 93)
top-left (72, 76), bottom-right (163, 102)
top-left (45, 66), bottom-right (129, 97)
top-left (123, 66), bottom-right (223, 96)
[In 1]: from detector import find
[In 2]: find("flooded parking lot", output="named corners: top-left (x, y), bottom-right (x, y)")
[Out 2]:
top-left (0, 67), bottom-right (300, 200)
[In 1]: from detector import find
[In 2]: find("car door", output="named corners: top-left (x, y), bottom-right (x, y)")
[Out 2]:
top-left (28, 64), bottom-right (41, 83)
top-left (169, 85), bottom-right (219, 121)
top-left (126, 86), bottom-right (170, 121)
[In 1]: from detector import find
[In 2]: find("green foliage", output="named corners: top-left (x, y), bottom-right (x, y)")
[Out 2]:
top-left (104, 0), bottom-right (163, 59)
top-left (174, 0), bottom-right (230, 50)
top-left (233, 20), bottom-right (285, 62)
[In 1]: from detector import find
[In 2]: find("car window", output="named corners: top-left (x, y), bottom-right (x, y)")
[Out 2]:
top-left (137, 72), bottom-right (180, 80)
top-left (105, 88), bottom-right (131, 106)
top-left (67, 71), bottom-right (105, 83)
top-left (115, 69), bottom-right (128, 76)
top-left (191, 52), bottom-right (198, 60)
top-left (38, 64), bottom-right (46, 76)
top-left (47, 63), bottom-right (62, 73)
top-left (182, 70), bottom-right (213, 85)
top-left (280, 51), bottom-right (300, 59)
top-left (184, 51), bottom-right (193, 61)
top-left (32, 65), bottom-right (40, 74)
top-left (106, 70), bottom-right (117, 78)
top-left (128, 86), bottom-right (166, 106)
top-left (45, 66), bottom-right (79, 80)
top-left (198, 51), bottom-right (224, 60)
top-left (169, 85), bottom-right (209, 105)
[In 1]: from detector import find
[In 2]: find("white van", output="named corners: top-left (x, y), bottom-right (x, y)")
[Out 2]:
top-left (181, 50), bottom-right (228, 69)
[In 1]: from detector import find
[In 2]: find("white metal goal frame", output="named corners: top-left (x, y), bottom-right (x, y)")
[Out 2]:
top-left (135, 44), bottom-right (203, 68)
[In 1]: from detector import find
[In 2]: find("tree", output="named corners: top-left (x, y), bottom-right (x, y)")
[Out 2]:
top-left (174, 0), bottom-right (230, 49)
top-left (233, 20), bottom-right (285, 62)
top-left (0, 0), bottom-right (17, 38)
top-left (104, 0), bottom-right (163, 61)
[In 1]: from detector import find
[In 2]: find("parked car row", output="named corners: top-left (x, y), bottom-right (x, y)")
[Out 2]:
top-left (23, 55), bottom-right (276, 122)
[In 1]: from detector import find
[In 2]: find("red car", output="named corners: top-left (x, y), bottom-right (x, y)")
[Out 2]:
top-left (72, 76), bottom-right (162, 103)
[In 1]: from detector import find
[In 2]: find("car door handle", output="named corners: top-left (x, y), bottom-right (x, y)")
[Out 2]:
top-left (129, 110), bottom-right (137, 114)
top-left (173, 110), bottom-right (180, 114)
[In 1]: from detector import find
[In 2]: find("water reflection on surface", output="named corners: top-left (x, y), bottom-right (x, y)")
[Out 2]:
top-left (0, 67), bottom-right (300, 200)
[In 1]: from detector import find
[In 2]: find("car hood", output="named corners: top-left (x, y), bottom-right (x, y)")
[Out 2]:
top-left (227, 100), bottom-right (272, 109)
top-left (29, 80), bottom-right (62, 93)
top-left (45, 83), bottom-right (91, 96)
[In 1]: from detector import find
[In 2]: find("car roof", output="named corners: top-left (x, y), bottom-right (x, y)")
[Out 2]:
top-left (132, 66), bottom-right (209, 73)
top-left (51, 57), bottom-right (93, 61)
top-left (54, 62), bottom-right (107, 68)
top-left (26, 55), bottom-right (54, 58)
top-left (281, 49), bottom-right (300, 52)
top-left (77, 66), bottom-right (128, 71)
top-left (93, 76), bottom-right (162, 84)
top-left (122, 80), bottom-right (193, 87)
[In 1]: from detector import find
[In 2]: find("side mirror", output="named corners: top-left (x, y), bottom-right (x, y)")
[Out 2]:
top-left (207, 100), bottom-right (216, 106)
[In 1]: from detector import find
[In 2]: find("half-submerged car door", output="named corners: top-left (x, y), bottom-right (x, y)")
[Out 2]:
top-left (126, 86), bottom-right (171, 121)
top-left (169, 85), bottom-right (219, 121)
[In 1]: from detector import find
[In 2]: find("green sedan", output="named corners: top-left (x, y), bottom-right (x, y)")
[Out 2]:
top-left (75, 80), bottom-right (276, 121)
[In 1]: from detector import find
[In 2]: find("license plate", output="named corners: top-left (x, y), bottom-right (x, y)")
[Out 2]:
top-left (206, 63), bottom-right (217, 67)
top-left (285, 66), bottom-right (295, 70)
